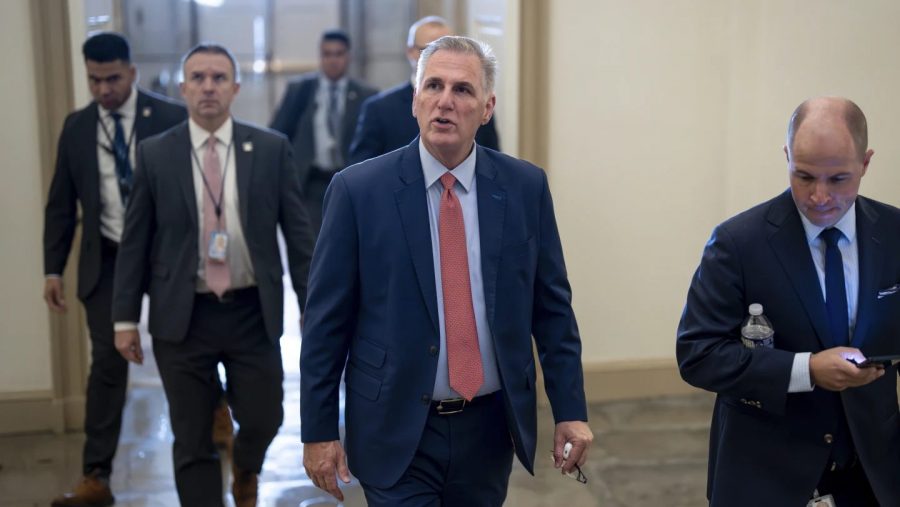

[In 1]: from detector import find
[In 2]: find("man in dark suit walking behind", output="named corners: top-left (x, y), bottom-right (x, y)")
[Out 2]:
top-left (270, 29), bottom-right (376, 236)
top-left (112, 43), bottom-right (314, 506)
top-left (301, 36), bottom-right (592, 506)
top-left (677, 97), bottom-right (900, 506)
top-left (43, 32), bottom-right (186, 507)
top-left (348, 16), bottom-right (500, 166)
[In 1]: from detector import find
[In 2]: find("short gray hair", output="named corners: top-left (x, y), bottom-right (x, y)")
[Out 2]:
top-left (406, 16), bottom-right (450, 48)
top-left (415, 36), bottom-right (497, 95)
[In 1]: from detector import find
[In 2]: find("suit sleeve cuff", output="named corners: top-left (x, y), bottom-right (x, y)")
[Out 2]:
top-left (788, 352), bottom-right (814, 393)
top-left (114, 322), bottom-right (139, 332)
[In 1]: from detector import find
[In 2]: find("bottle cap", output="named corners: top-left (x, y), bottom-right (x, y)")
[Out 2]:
top-left (748, 303), bottom-right (763, 316)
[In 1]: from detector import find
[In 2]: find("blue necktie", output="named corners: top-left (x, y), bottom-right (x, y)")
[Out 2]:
top-left (821, 227), bottom-right (849, 346)
top-left (110, 111), bottom-right (132, 205)
top-left (821, 227), bottom-right (854, 468)
top-left (327, 82), bottom-right (342, 168)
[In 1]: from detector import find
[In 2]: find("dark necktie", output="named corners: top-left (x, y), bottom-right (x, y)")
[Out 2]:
top-left (820, 227), bottom-right (854, 468)
top-left (439, 173), bottom-right (483, 401)
top-left (821, 227), bottom-right (849, 346)
top-left (110, 111), bottom-right (132, 205)
top-left (327, 82), bottom-right (343, 168)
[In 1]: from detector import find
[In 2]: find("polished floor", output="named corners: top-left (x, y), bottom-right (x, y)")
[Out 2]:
top-left (0, 289), bottom-right (713, 506)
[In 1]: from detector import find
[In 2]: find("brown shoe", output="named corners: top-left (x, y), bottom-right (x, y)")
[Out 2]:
top-left (212, 397), bottom-right (234, 453)
top-left (231, 465), bottom-right (258, 507)
top-left (50, 474), bottom-right (114, 507)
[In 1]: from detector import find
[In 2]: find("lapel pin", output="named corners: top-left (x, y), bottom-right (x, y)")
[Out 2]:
top-left (243, 141), bottom-right (253, 152)
top-left (142, 107), bottom-right (152, 118)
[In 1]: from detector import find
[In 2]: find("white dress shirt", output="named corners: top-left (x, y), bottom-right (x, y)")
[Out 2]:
top-left (788, 203), bottom-right (859, 392)
top-left (96, 86), bottom-right (138, 242)
top-left (313, 75), bottom-right (347, 169)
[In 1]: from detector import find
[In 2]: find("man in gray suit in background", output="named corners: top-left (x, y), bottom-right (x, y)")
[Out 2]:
top-left (270, 29), bottom-right (377, 236)
top-left (43, 32), bottom-right (186, 507)
top-left (112, 43), bottom-right (314, 507)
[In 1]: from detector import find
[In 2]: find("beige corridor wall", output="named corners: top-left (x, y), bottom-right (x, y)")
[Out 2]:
top-left (0, 1), bottom-right (54, 394)
top-left (545, 0), bottom-right (900, 382)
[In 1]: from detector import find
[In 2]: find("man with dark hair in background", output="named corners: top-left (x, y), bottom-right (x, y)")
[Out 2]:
top-left (270, 29), bottom-right (377, 236)
top-left (43, 32), bottom-right (187, 507)
top-left (678, 97), bottom-right (900, 505)
top-left (113, 43), bottom-right (314, 507)
top-left (348, 16), bottom-right (500, 166)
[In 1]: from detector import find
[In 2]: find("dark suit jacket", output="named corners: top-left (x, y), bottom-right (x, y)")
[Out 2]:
top-left (43, 89), bottom-right (186, 300)
top-left (677, 190), bottom-right (900, 506)
top-left (299, 139), bottom-right (587, 488)
top-left (269, 72), bottom-right (376, 184)
top-left (111, 120), bottom-right (314, 343)
top-left (348, 81), bottom-right (500, 165)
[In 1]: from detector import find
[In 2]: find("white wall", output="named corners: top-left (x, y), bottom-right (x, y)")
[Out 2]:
top-left (546, 0), bottom-right (900, 364)
top-left (0, 0), bottom-right (54, 394)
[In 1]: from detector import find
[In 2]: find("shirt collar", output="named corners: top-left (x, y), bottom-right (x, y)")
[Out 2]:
top-left (189, 117), bottom-right (233, 150)
top-left (798, 202), bottom-right (857, 245)
top-left (319, 74), bottom-right (348, 93)
top-left (419, 138), bottom-right (477, 192)
top-left (98, 86), bottom-right (138, 120)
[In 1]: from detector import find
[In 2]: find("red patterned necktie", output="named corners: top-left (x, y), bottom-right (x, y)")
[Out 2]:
top-left (203, 135), bottom-right (231, 297)
top-left (439, 172), bottom-right (483, 401)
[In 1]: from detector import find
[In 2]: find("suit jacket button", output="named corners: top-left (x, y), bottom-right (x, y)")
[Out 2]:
top-left (824, 434), bottom-right (834, 444)
top-left (428, 345), bottom-right (438, 356)
top-left (421, 394), bottom-right (431, 404)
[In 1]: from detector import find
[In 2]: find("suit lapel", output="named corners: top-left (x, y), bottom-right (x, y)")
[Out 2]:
top-left (81, 103), bottom-right (102, 211)
top-left (767, 191), bottom-right (834, 348)
top-left (133, 90), bottom-right (151, 141)
top-left (475, 148), bottom-right (506, 327)
top-left (851, 198), bottom-right (883, 348)
top-left (233, 121), bottom-right (253, 232)
top-left (394, 140), bottom-right (439, 333)
top-left (170, 124), bottom-right (198, 230)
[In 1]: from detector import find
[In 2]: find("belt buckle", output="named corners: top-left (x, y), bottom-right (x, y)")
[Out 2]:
top-left (217, 291), bottom-right (235, 303)
top-left (435, 397), bottom-right (466, 415)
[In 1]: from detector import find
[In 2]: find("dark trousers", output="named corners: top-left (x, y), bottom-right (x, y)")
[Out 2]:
top-left (816, 458), bottom-right (879, 506)
top-left (304, 167), bottom-right (336, 239)
top-left (361, 392), bottom-right (514, 507)
top-left (80, 239), bottom-right (128, 478)
top-left (153, 288), bottom-right (284, 507)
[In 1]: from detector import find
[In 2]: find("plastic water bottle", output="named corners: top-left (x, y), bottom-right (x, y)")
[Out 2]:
top-left (741, 303), bottom-right (774, 348)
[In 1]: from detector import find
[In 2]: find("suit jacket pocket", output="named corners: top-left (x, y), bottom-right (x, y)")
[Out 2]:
top-left (501, 236), bottom-right (535, 260)
top-left (346, 364), bottom-right (382, 401)
top-left (351, 337), bottom-right (386, 369)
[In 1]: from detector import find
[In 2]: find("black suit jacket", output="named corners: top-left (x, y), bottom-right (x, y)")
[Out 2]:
top-left (43, 89), bottom-right (186, 299)
top-left (348, 81), bottom-right (500, 165)
top-left (112, 120), bottom-right (315, 343)
top-left (269, 72), bottom-right (377, 183)
top-left (677, 190), bottom-right (900, 505)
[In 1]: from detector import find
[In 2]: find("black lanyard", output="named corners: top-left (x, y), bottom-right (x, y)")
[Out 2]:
top-left (97, 112), bottom-right (137, 157)
top-left (191, 137), bottom-right (233, 222)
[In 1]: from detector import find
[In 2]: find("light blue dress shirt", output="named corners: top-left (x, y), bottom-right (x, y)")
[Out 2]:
top-left (789, 203), bottom-right (859, 392)
top-left (419, 139), bottom-right (501, 400)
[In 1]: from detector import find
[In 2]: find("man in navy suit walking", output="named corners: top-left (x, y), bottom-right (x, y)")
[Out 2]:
top-left (301, 36), bottom-right (592, 506)
top-left (678, 97), bottom-right (900, 506)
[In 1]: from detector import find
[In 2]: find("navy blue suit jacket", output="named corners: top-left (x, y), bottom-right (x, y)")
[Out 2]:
top-left (347, 82), bottom-right (500, 165)
top-left (677, 190), bottom-right (900, 505)
top-left (300, 140), bottom-right (587, 488)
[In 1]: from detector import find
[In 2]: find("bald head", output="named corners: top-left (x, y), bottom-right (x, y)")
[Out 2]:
top-left (406, 16), bottom-right (452, 71)
top-left (786, 97), bottom-right (868, 161)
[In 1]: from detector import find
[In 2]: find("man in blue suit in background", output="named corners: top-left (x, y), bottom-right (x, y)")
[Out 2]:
top-left (347, 16), bottom-right (500, 165)
top-left (677, 97), bottom-right (900, 506)
top-left (301, 36), bottom-right (592, 506)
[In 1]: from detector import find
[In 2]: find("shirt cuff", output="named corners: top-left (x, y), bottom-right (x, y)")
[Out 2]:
top-left (113, 322), bottom-right (139, 332)
top-left (788, 352), bottom-right (814, 393)
top-left (45, 274), bottom-right (62, 279)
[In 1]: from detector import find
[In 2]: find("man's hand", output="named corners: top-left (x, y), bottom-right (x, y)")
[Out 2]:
top-left (304, 440), bottom-right (351, 501)
top-left (553, 420), bottom-right (593, 475)
top-left (43, 278), bottom-right (66, 313)
top-left (115, 330), bottom-right (144, 365)
top-left (810, 347), bottom-right (884, 391)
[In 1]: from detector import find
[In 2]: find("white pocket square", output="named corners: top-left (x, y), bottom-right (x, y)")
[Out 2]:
top-left (877, 284), bottom-right (900, 299)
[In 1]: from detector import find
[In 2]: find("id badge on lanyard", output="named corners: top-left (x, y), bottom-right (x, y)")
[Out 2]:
top-left (807, 490), bottom-right (836, 507)
top-left (208, 230), bottom-right (229, 263)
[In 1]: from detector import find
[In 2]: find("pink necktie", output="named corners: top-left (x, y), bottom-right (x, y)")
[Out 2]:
top-left (203, 136), bottom-right (231, 297)
top-left (439, 172), bottom-right (483, 401)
